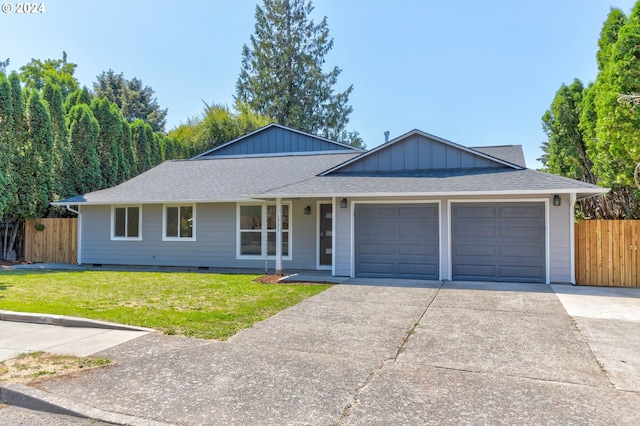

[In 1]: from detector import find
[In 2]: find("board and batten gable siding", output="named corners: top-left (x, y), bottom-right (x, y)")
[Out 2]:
top-left (80, 201), bottom-right (319, 270)
top-left (201, 126), bottom-right (350, 158)
top-left (335, 134), bottom-right (506, 173)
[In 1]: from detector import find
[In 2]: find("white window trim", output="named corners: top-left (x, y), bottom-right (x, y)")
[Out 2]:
top-left (162, 204), bottom-right (197, 242)
top-left (110, 205), bottom-right (142, 241)
top-left (236, 202), bottom-right (293, 260)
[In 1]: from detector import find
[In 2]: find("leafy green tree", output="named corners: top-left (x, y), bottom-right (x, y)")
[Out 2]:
top-left (236, 0), bottom-right (362, 147)
top-left (169, 102), bottom-right (270, 156)
top-left (19, 52), bottom-right (79, 97)
top-left (593, 3), bottom-right (640, 187)
top-left (94, 70), bottom-right (168, 132)
top-left (541, 79), bottom-right (594, 183)
top-left (67, 104), bottom-right (103, 194)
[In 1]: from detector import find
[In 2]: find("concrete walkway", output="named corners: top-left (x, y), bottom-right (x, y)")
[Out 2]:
top-left (1, 280), bottom-right (637, 425)
top-left (0, 313), bottom-right (152, 362)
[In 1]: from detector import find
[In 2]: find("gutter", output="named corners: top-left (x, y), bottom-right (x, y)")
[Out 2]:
top-left (65, 205), bottom-right (82, 265)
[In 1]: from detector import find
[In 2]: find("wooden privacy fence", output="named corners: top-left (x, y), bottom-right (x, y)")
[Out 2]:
top-left (575, 220), bottom-right (639, 287)
top-left (24, 218), bottom-right (77, 264)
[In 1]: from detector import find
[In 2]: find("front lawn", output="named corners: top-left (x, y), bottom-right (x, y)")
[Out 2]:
top-left (0, 271), bottom-right (329, 340)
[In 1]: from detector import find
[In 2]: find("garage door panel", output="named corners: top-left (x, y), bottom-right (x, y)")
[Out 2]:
top-left (358, 262), bottom-right (395, 275)
top-left (355, 204), bottom-right (439, 279)
top-left (498, 244), bottom-right (544, 259)
top-left (454, 264), bottom-right (496, 278)
top-left (358, 243), bottom-right (395, 255)
top-left (454, 225), bottom-right (496, 239)
top-left (499, 205), bottom-right (544, 218)
top-left (398, 224), bottom-right (435, 239)
top-left (399, 243), bottom-right (437, 256)
top-left (398, 263), bottom-right (438, 276)
top-left (398, 206), bottom-right (438, 219)
top-left (452, 202), bottom-right (545, 283)
top-left (455, 206), bottom-right (496, 218)
top-left (499, 225), bottom-right (545, 240)
top-left (455, 244), bottom-right (497, 257)
top-left (499, 266), bottom-right (545, 281)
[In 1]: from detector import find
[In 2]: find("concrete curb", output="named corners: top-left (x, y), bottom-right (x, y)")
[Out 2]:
top-left (0, 383), bottom-right (170, 425)
top-left (0, 310), bottom-right (154, 332)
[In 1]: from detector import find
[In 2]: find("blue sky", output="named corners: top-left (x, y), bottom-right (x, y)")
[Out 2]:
top-left (1, 0), bottom-right (637, 168)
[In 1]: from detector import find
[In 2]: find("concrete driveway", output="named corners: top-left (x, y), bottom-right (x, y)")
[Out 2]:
top-left (1, 280), bottom-right (639, 425)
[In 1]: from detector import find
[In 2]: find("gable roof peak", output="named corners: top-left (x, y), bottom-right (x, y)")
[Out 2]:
top-left (320, 128), bottom-right (523, 175)
top-left (190, 123), bottom-right (364, 160)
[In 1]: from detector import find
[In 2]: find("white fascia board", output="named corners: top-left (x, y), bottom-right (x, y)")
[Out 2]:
top-left (51, 198), bottom-right (265, 206)
top-left (249, 188), bottom-right (611, 199)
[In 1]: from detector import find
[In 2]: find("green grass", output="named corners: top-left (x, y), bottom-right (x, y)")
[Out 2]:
top-left (0, 271), bottom-right (329, 340)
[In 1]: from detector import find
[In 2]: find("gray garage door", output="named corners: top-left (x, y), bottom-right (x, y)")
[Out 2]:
top-left (451, 202), bottom-right (546, 283)
top-left (355, 204), bottom-right (439, 279)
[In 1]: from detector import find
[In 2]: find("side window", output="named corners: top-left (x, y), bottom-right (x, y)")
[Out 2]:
top-left (163, 205), bottom-right (195, 240)
top-left (112, 206), bottom-right (141, 240)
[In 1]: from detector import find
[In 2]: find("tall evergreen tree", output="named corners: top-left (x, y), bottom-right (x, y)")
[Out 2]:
top-left (94, 70), bottom-right (168, 133)
top-left (0, 73), bottom-right (13, 219)
top-left (91, 97), bottom-right (126, 187)
top-left (42, 82), bottom-right (72, 199)
top-left (236, 0), bottom-right (362, 147)
top-left (67, 104), bottom-right (103, 194)
top-left (131, 119), bottom-right (151, 174)
top-left (26, 91), bottom-right (54, 217)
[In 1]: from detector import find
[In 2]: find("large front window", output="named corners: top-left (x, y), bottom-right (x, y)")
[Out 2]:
top-left (238, 203), bottom-right (290, 258)
top-left (163, 205), bottom-right (195, 241)
top-left (111, 206), bottom-right (141, 240)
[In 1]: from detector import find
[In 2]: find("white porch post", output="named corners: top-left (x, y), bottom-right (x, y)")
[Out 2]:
top-left (275, 197), bottom-right (283, 275)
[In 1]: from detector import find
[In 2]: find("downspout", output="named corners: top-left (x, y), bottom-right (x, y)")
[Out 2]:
top-left (65, 204), bottom-right (82, 265)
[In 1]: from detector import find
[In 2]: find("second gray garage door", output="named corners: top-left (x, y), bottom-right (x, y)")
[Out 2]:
top-left (451, 202), bottom-right (546, 283)
top-left (354, 203), bottom-right (439, 279)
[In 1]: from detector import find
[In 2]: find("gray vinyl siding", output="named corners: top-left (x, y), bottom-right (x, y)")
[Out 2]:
top-left (201, 126), bottom-right (350, 157)
top-left (80, 200), bottom-right (320, 271)
top-left (334, 198), bottom-right (352, 276)
top-left (336, 134), bottom-right (505, 173)
top-left (548, 194), bottom-right (572, 283)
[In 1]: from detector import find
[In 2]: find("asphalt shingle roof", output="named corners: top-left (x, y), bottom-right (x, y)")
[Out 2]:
top-left (57, 153), bottom-right (361, 204)
top-left (471, 145), bottom-right (527, 168)
top-left (56, 150), bottom-right (607, 205)
top-left (253, 168), bottom-right (608, 198)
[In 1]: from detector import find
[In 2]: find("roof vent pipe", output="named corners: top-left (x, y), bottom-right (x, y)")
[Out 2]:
top-left (384, 130), bottom-right (390, 143)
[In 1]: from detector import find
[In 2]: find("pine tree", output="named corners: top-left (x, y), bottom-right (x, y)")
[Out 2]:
top-left (236, 0), bottom-right (362, 147)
